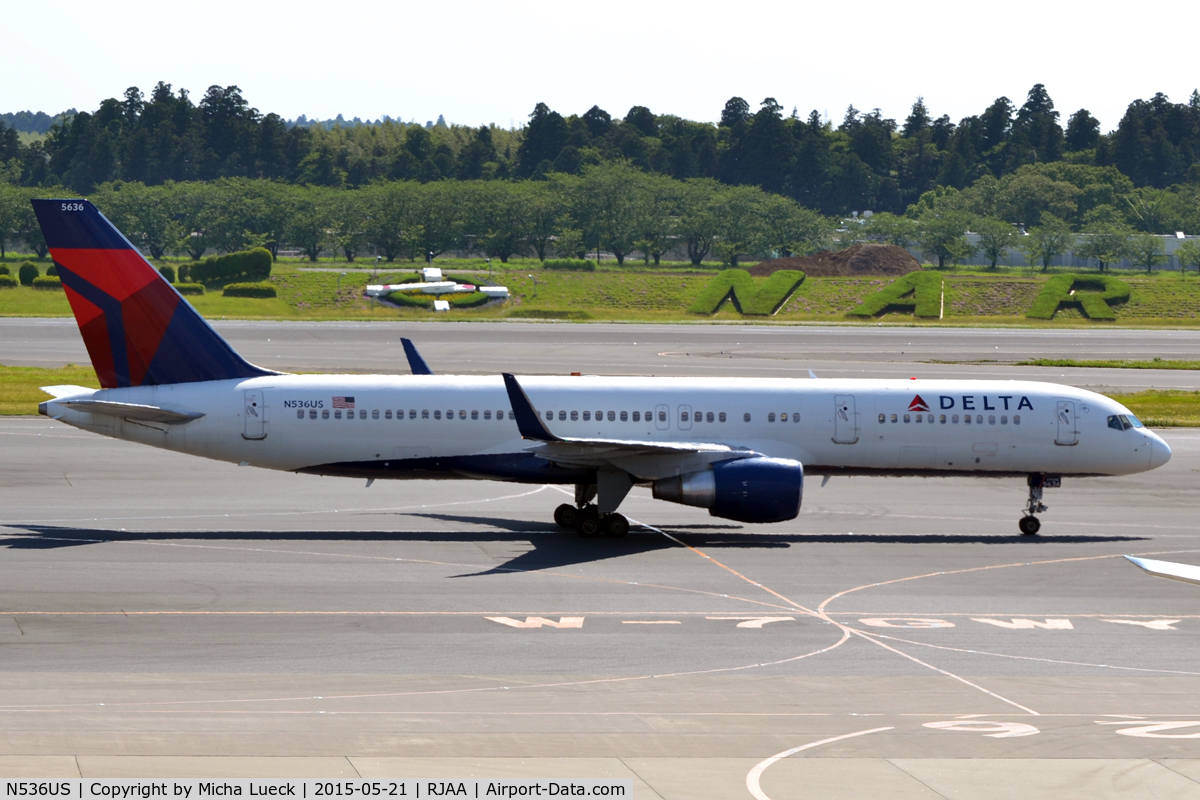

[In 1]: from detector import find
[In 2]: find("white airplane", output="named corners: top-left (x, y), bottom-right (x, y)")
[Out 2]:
top-left (31, 199), bottom-right (1172, 538)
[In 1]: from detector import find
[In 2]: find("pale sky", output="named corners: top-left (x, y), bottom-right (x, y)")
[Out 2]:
top-left (7, 0), bottom-right (1197, 132)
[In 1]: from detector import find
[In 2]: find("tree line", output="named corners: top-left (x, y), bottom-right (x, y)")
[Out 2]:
top-left (5, 166), bottom-right (1196, 272)
top-left (0, 165), bottom-right (832, 266)
top-left (3, 82), bottom-right (1200, 219)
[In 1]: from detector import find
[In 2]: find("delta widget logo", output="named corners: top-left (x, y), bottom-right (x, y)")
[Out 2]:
top-left (908, 395), bottom-right (930, 412)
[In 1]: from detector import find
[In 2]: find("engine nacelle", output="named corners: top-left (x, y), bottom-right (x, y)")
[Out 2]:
top-left (652, 457), bottom-right (803, 523)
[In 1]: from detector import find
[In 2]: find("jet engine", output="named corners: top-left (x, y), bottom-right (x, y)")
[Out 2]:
top-left (652, 457), bottom-right (803, 523)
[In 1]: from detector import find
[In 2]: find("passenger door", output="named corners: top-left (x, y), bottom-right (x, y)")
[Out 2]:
top-left (1055, 400), bottom-right (1077, 445)
top-left (833, 395), bottom-right (858, 444)
top-left (243, 389), bottom-right (267, 440)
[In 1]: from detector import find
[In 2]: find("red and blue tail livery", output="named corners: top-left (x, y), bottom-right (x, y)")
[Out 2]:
top-left (32, 199), bottom-right (275, 388)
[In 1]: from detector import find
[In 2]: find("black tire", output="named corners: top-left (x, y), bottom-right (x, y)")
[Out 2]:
top-left (1019, 516), bottom-right (1041, 535)
top-left (553, 503), bottom-right (578, 529)
top-left (602, 513), bottom-right (629, 538)
top-left (576, 507), bottom-right (601, 538)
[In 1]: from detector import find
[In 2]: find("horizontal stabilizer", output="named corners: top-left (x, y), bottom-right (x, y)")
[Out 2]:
top-left (39, 384), bottom-right (96, 399)
top-left (58, 399), bottom-right (205, 425)
top-left (1125, 556), bottom-right (1200, 586)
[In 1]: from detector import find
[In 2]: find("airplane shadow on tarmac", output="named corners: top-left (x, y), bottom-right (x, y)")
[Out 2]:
top-left (0, 520), bottom-right (1150, 574)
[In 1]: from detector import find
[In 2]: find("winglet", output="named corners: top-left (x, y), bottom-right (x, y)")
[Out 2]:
top-left (502, 373), bottom-right (559, 441)
top-left (401, 338), bottom-right (433, 375)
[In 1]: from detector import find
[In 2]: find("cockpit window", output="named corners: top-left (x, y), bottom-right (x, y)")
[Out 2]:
top-left (1108, 414), bottom-right (1133, 431)
top-left (1127, 414), bottom-right (1144, 428)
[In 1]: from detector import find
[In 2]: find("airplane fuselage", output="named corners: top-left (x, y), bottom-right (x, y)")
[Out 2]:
top-left (41, 374), bottom-right (1170, 484)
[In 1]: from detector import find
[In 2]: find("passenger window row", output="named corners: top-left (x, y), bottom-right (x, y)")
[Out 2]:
top-left (295, 406), bottom-right (802, 426)
top-left (299, 408), bottom-right (516, 421)
top-left (879, 413), bottom-right (1021, 426)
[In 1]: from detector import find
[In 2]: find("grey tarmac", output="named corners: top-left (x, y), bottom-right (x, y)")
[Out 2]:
top-left (1, 322), bottom-right (1199, 798)
top-left (4, 318), bottom-right (1200, 392)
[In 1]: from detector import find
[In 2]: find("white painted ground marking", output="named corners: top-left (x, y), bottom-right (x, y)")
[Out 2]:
top-left (1101, 618), bottom-right (1181, 630)
top-left (622, 620), bottom-right (680, 625)
top-left (1098, 721), bottom-right (1200, 738)
top-left (972, 618), bottom-right (1074, 630)
top-left (923, 720), bottom-right (1040, 738)
top-left (485, 616), bottom-right (584, 629)
top-left (705, 616), bottom-right (794, 628)
top-left (746, 727), bottom-right (894, 800)
top-left (859, 617), bottom-right (955, 628)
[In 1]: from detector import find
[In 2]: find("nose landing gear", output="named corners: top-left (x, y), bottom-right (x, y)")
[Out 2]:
top-left (1020, 474), bottom-right (1060, 535)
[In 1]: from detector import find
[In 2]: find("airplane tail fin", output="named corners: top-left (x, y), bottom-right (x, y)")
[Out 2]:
top-left (31, 199), bottom-right (277, 388)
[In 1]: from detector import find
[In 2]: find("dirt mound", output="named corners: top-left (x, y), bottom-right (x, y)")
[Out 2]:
top-left (748, 244), bottom-right (921, 278)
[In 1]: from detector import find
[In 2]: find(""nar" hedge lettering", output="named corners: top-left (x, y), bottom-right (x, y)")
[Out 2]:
top-left (847, 272), bottom-right (943, 318)
top-left (687, 269), bottom-right (806, 315)
top-left (1025, 274), bottom-right (1131, 320)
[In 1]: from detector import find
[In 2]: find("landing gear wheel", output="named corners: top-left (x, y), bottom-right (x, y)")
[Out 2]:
top-left (576, 506), bottom-right (601, 538)
top-left (1019, 516), bottom-right (1041, 536)
top-left (602, 513), bottom-right (629, 539)
top-left (553, 503), bottom-right (578, 529)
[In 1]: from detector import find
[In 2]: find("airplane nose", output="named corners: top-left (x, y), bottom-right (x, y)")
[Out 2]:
top-left (1150, 434), bottom-right (1172, 470)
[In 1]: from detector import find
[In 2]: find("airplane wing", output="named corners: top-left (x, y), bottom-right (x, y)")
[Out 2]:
top-left (54, 399), bottom-right (205, 425)
top-left (502, 373), bottom-right (755, 477)
top-left (1125, 556), bottom-right (1200, 586)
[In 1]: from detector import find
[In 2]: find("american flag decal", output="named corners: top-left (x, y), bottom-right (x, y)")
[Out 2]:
top-left (332, 396), bottom-right (355, 409)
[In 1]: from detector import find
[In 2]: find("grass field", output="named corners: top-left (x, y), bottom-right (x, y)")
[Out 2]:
top-left (8, 255), bottom-right (1200, 325)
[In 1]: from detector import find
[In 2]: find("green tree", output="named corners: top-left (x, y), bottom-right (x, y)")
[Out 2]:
top-left (364, 181), bottom-right (421, 262)
top-left (916, 211), bottom-right (974, 267)
top-left (710, 185), bottom-right (768, 266)
top-left (464, 181), bottom-right (529, 263)
top-left (1175, 240), bottom-right (1200, 273)
top-left (413, 181), bottom-right (466, 259)
top-left (93, 181), bottom-right (181, 259)
top-left (864, 212), bottom-right (919, 247)
top-left (636, 175), bottom-right (683, 265)
top-left (973, 217), bottom-right (1015, 269)
top-left (286, 186), bottom-right (333, 262)
top-left (15, 190), bottom-right (51, 259)
top-left (677, 178), bottom-right (721, 266)
top-left (172, 182), bottom-right (218, 260)
top-left (1017, 213), bottom-right (1075, 271)
top-left (1075, 222), bottom-right (1133, 272)
top-left (330, 189), bottom-right (369, 261)
top-left (521, 181), bottom-right (567, 261)
top-left (1129, 233), bottom-right (1167, 272)
top-left (571, 162), bottom-right (652, 265)
top-left (759, 195), bottom-right (832, 256)
top-left (0, 184), bottom-right (25, 258)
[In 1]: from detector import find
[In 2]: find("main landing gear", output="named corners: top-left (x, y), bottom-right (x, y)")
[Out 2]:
top-left (1019, 474), bottom-right (1060, 535)
top-left (554, 503), bottom-right (630, 538)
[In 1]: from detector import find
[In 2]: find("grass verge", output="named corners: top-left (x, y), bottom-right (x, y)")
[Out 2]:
top-left (0, 364), bottom-right (99, 415)
top-left (1113, 390), bottom-right (1200, 427)
top-left (1017, 358), bottom-right (1200, 370)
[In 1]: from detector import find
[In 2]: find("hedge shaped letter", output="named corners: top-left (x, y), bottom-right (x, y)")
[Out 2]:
top-left (1026, 274), bottom-right (1131, 320)
top-left (688, 269), bottom-right (806, 315)
top-left (847, 272), bottom-right (943, 318)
